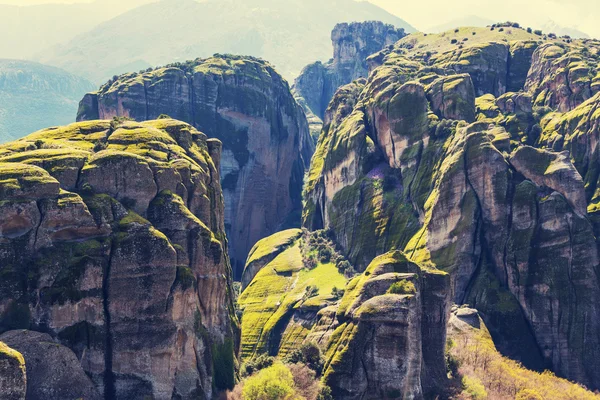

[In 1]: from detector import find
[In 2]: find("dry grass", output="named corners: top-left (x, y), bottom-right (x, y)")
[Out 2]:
top-left (448, 314), bottom-right (600, 400)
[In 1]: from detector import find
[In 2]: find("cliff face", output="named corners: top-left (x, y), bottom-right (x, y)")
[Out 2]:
top-left (0, 119), bottom-right (235, 399)
top-left (238, 231), bottom-right (450, 399)
top-left (1, 330), bottom-right (101, 400)
top-left (0, 341), bottom-right (26, 400)
top-left (77, 55), bottom-right (313, 278)
top-left (302, 27), bottom-right (600, 389)
top-left (293, 22), bottom-right (406, 138)
top-left (322, 252), bottom-right (449, 399)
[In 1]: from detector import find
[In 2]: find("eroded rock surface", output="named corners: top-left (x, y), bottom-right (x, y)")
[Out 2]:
top-left (0, 341), bottom-right (26, 400)
top-left (0, 119), bottom-right (236, 399)
top-left (1, 330), bottom-right (101, 400)
top-left (301, 27), bottom-right (600, 390)
top-left (77, 55), bottom-right (313, 278)
top-left (293, 21), bottom-right (406, 137)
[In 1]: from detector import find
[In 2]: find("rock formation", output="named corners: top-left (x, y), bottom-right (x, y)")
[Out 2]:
top-left (301, 27), bottom-right (600, 389)
top-left (77, 55), bottom-right (313, 278)
top-left (293, 21), bottom-right (406, 138)
top-left (0, 341), bottom-right (26, 400)
top-left (321, 252), bottom-right (450, 399)
top-left (238, 232), bottom-right (450, 399)
top-left (0, 119), bottom-right (236, 399)
top-left (1, 330), bottom-right (101, 400)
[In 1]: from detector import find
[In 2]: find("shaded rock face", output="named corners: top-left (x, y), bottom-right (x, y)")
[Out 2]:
top-left (239, 244), bottom-right (450, 400)
top-left (1, 330), bottom-right (101, 400)
top-left (236, 229), bottom-right (350, 360)
top-left (0, 119), bottom-right (235, 399)
top-left (303, 31), bottom-right (600, 389)
top-left (293, 21), bottom-right (406, 137)
top-left (322, 252), bottom-right (450, 400)
top-left (0, 341), bottom-right (26, 400)
top-left (77, 55), bottom-right (313, 278)
top-left (525, 42), bottom-right (599, 112)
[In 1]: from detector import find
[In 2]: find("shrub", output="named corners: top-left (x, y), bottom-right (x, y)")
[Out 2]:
top-left (451, 39), bottom-right (458, 44)
top-left (527, 27), bottom-right (532, 33)
top-left (0, 301), bottom-right (30, 333)
top-left (318, 247), bottom-right (332, 263)
top-left (331, 286), bottom-right (345, 300)
top-left (534, 29), bottom-right (543, 36)
top-left (158, 114), bottom-right (171, 119)
top-left (317, 386), bottom-right (333, 400)
top-left (284, 342), bottom-right (324, 375)
top-left (387, 280), bottom-right (416, 295)
top-left (499, 27), bottom-right (504, 32)
top-left (242, 363), bottom-right (297, 400)
top-left (302, 286), bottom-right (319, 302)
top-left (462, 376), bottom-right (487, 399)
top-left (516, 389), bottom-right (544, 400)
top-left (288, 363), bottom-right (319, 400)
top-left (455, 28), bottom-right (459, 33)
top-left (243, 353), bottom-right (275, 376)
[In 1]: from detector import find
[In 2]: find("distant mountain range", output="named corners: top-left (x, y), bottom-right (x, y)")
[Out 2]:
top-left (36, 0), bottom-right (415, 83)
top-left (0, 0), bottom-right (155, 61)
top-left (0, 59), bottom-right (95, 143)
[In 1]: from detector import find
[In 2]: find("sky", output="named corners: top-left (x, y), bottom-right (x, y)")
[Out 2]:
top-left (1, 0), bottom-right (598, 38)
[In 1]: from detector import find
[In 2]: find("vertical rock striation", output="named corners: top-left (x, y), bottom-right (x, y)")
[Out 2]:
top-left (293, 21), bottom-right (406, 137)
top-left (0, 119), bottom-right (236, 399)
top-left (77, 55), bottom-right (313, 278)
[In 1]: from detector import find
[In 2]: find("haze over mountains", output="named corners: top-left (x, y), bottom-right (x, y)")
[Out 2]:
top-left (36, 0), bottom-right (414, 83)
top-left (0, 59), bottom-right (94, 143)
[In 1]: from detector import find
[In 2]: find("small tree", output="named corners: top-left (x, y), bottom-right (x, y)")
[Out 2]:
top-left (242, 363), bottom-right (297, 400)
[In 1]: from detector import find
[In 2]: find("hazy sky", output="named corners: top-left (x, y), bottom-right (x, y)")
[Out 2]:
top-left (2, 0), bottom-right (598, 37)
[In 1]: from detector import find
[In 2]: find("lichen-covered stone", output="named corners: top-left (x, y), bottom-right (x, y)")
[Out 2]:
top-left (426, 74), bottom-right (476, 122)
top-left (322, 252), bottom-right (450, 400)
top-left (0, 119), bottom-right (236, 399)
top-left (1, 330), bottom-right (100, 400)
top-left (293, 21), bottom-right (406, 135)
top-left (525, 42), bottom-right (598, 112)
top-left (0, 341), bottom-right (26, 400)
top-left (77, 55), bottom-right (313, 278)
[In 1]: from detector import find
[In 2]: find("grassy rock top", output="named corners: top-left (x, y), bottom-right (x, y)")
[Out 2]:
top-left (0, 118), bottom-right (218, 183)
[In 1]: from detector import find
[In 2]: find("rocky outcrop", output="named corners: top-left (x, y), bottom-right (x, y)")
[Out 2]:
top-left (77, 55), bottom-right (313, 278)
top-left (525, 42), bottom-right (599, 112)
top-left (293, 21), bottom-right (406, 137)
top-left (1, 330), bottom-right (101, 400)
top-left (237, 229), bottom-right (350, 360)
top-left (239, 235), bottom-right (450, 400)
top-left (301, 29), bottom-right (600, 390)
top-left (322, 251), bottom-right (450, 400)
top-left (426, 74), bottom-right (476, 122)
top-left (0, 341), bottom-right (26, 400)
top-left (0, 119), bottom-right (236, 399)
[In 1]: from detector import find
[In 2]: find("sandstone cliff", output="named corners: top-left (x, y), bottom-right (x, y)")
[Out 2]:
top-left (238, 231), bottom-right (450, 399)
top-left (0, 119), bottom-right (235, 399)
top-left (301, 27), bottom-right (600, 390)
top-left (77, 55), bottom-right (313, 279)
top-left (1, 330), bottom-right (101, 400)
top-left (293, 21), bottom-right (406, 138)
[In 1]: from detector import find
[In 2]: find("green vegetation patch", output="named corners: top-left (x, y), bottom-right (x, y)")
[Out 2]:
top-left (238, 240), bottom-right (347, 360)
